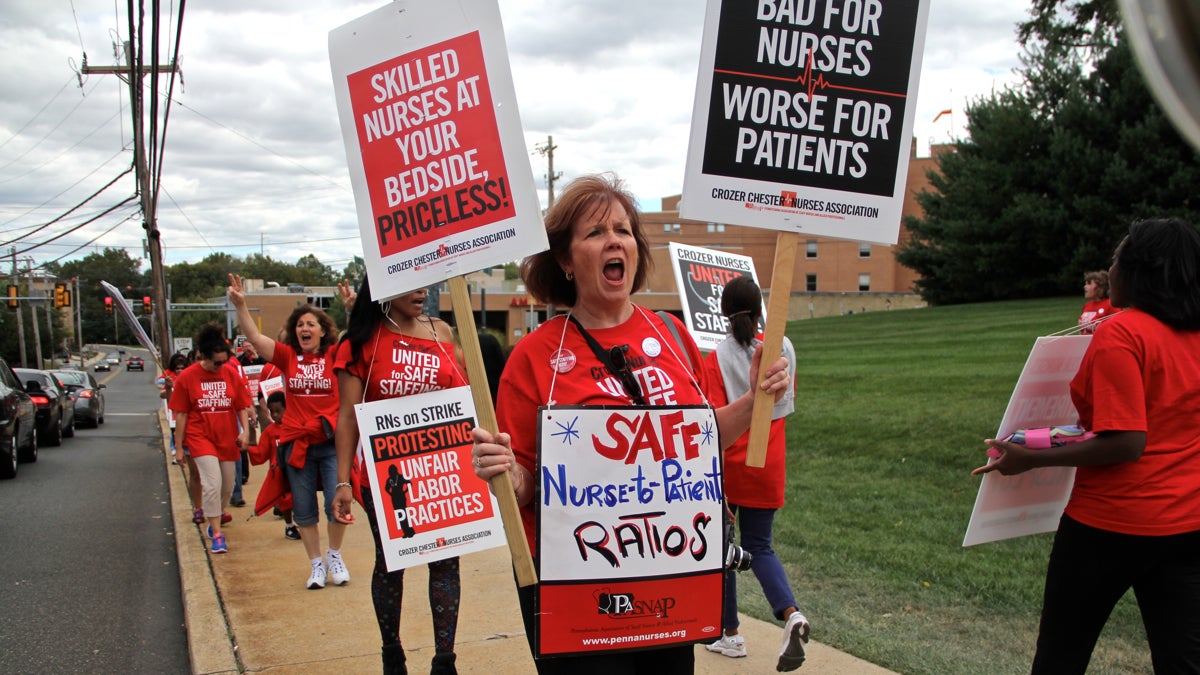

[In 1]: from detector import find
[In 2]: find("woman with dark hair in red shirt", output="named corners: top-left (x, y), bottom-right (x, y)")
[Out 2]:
top-left (975, 217), bottom-right (1200, 673)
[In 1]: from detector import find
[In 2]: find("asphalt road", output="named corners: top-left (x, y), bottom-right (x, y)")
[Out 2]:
top-left (0, 350), bottom-right (189, 673)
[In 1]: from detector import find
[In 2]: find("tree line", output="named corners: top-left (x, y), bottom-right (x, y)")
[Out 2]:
top-left (0, 251), bottom-right (366, 365)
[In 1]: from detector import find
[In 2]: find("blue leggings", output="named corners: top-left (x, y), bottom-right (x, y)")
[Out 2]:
top-left (722, 504), bottom-right (799, 630)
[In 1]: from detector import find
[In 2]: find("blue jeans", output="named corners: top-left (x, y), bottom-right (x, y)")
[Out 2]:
top-left (231, 455), bottom-right (244, 500)
top-left (722, 505), bottom-right (798, 630)
top-left (284, 440), bottom-right (338, 527)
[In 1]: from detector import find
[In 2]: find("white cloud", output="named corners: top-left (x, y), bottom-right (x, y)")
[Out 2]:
top-left (0, 0), bottom-right (1031, 273)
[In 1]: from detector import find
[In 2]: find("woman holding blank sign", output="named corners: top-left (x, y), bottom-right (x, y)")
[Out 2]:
top-left (332, 276), bottom-right (466, 675)
top-left (974, 218), bottom-right (1200, 673)
top-left (469, 173), bottom-right (792, 674)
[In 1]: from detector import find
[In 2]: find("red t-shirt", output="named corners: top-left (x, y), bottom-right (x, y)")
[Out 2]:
top-left (270, 341), bottom-right (340, 434)
top-left (1067, 308), bottom-right (1200, 535)
top-left (334, 323), bottom-right (468, 485)
top-left (495, 308), bottom-right (711, 550)
top-left (168, 362), bottom-right (252, 461)
top-left (702, 348), bottom-right (787, 509)
top-left (249, 422), bottom-right (281, 466)
top-left (1079, 299), bottom-right (1116, 334)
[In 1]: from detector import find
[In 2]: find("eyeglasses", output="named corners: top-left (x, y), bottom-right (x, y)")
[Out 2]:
top-left (608, 345), bottom-right (646, 405)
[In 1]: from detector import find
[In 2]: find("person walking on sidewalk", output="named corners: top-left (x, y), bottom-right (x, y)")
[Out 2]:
top-left (228, 274), bottom-right (348, 590)
top-left (700, 275), bottom-right (810, 671)
top-left (169, 324), bottom-right (253, 555)
top-left (332, 277), bottom-right (465, 675)
top-left (248, 391), bottom-right (300, 540)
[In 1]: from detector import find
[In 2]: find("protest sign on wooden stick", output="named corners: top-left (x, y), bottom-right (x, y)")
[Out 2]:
top-left (448, 276), bottom-right (536, 585)
top-left (746, 232), bottom-right (798, 468)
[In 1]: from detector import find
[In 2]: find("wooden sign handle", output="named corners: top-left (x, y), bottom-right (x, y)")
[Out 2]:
top-left (746, 232), bottom-right (798, 467)
top-left (448, 276), bottom-right (537, 586)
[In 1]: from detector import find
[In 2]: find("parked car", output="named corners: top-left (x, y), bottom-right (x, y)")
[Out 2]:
top-left (0, 357), bottom-right (37, 479)
top-left (126, 355), bottom-right (145, 371)
top-left (51, 369), bottom-right (106, 428)
top-left (14, 368), bottom-right (74, 447)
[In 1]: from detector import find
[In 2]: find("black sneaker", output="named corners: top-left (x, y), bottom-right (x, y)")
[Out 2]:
top-left (284, 524), bottom-right (301, 540)
top-left (230, 497), bottom-right (246, 507)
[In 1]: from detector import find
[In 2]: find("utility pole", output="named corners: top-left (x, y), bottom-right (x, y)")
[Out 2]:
top-left (535, 135), bottom-right (562, 209)
top-left (11, 248), bottom-right (27, 368)
top-left (74, 277), bottom-right (84, 368)
top-left (82, 41), bottom-right (176, 361)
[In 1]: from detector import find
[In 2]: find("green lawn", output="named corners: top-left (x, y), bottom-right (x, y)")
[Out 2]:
top-left (741, 297), bottom-right (1150, 674)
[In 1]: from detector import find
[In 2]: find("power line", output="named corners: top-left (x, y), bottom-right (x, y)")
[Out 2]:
top-left (0, 166), bottom-right (135, 247)
top-left (0, 148), bottom-right (131, 230)
top-left (13, 193), bottom-right (139, 258)
top-left (0, 78), bottom-right (73, 153)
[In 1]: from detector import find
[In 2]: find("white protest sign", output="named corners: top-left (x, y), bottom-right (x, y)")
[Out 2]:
top-left (329, 0), bottom-right (546, 301)
top-left (259, 375), bottom-right (285, 399)
top-left (667, 242), bottom-right (762, 352)
top-left (534, 405), bottom-right (723, 656)
top-left (173, 337), bottom-right (192, 355)
top-left (680, 0), bottom-right (930, 244)
top-left (100, 280), bottom-right (159, 363)
top-left (354, 386), bottom-right (505, 570)
top-left (962, 335), bottom-right (1091, 547)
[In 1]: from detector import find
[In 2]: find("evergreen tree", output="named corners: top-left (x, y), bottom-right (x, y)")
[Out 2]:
top-left (898, 0), bottom-right (1200, 304)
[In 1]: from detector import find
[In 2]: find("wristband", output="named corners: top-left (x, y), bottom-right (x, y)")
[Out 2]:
top-left (335, 481), bottom-right (352, 490)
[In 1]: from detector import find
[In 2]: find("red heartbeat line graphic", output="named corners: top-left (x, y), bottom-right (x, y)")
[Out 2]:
top-left (714, 49), bottom-right (907, 100)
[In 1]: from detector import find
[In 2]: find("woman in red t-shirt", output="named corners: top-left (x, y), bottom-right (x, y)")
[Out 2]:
top-left (331, 276), bottom-right (467, 675)
top-left (169, 324), bottom-right (252, 555)
top-left (467, 174), bottom-right (794, 674)
top-left (228, 274), bottom-right (346, 591)
top-left (701, 275), bottom-right (808, 670)
top-left (1078, 269), bottom-right (1116, 334)
top-left (975, 218), bottom-right (1200, 673)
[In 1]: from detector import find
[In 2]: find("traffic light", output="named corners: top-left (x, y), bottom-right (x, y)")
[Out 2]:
top-left (143, 295), bottom-right (152, 314)
top-left (53, 284), bottom-right (66, 308)
top-left (6, 285), bottom-right (16, 309)
top-left (104, 296), bottom-right (113, 314)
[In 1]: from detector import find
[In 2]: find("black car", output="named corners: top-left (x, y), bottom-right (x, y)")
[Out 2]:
top-left (15, 368), bottom-right (74, 447)
top-left (126, 355), bottom-right (145, 371)
top-left (0, 357), bottom-right (38, 479)
top-left (51, 369), bottom-right (106, 428)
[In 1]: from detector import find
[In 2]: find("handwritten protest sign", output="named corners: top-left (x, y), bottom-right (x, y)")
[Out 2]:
top-left (667, 243), bottom-right (762, 352)
top-left (534, 405), bottom-right (723, 657)
top-left (329, 0), bottom-right (546, 301)
top-left (354, 386), bottom-right (505, 570)
top-left (680, 0), bottom-right (930, 244)
top-left (963, 335), bottom-right (1091, 547)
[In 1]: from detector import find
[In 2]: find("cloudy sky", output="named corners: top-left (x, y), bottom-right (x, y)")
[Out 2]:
top-left (0, 0), bottom-right (1030, 275)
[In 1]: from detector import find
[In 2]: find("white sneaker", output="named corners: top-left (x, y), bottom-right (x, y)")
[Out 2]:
top-left (706, 633), bottom-right (746, 658)
top-left (306, 558), bottom-right (326, 590)
top-left (777, 611), bottom-right (810, 672)
top-left (326, 549), bottom-right (350, 586)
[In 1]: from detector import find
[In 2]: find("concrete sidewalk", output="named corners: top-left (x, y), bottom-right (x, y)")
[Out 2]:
top-left (161, 413), bottom-right (895, 675)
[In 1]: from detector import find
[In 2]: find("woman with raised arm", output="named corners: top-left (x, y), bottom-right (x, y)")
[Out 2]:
top-left (227, 273), bottom-right (347, 590)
